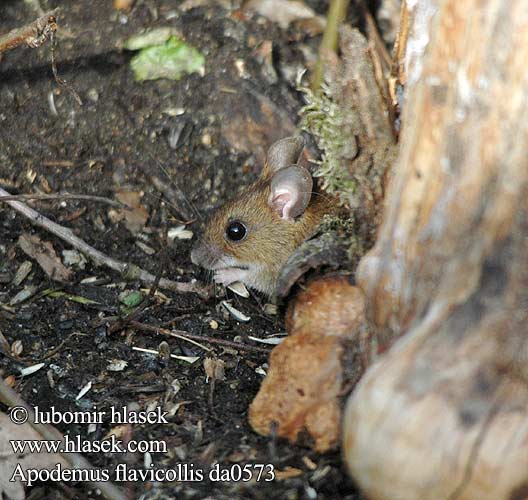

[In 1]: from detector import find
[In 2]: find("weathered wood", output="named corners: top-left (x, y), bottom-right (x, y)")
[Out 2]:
top-left (343, 0), bottom-right (528, 498)
top-left (0, 9), bottom-right (58, 54)
top-left (249, 277), bottom-right (365, 452)
top-left (331, 27), bottom-right (397, 227)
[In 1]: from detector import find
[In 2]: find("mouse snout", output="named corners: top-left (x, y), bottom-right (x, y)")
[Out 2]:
top-left (190, 241), bottom-right (221, 269)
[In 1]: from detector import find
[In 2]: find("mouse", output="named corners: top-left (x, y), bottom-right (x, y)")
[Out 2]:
top-left (190, 136), bottom-right (335, 296)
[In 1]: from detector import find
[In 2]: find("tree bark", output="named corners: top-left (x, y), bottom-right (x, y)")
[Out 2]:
top-left (343, 0), bottom-right (528, 498)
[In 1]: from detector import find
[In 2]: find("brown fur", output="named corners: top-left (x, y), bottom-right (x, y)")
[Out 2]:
top-left (195, 176), bottom-right (334, 295)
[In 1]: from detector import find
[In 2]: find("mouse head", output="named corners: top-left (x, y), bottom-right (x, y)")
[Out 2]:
top-left (191, 136), bottom-right (317, 296)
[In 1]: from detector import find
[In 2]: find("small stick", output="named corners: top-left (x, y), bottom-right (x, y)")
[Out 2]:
top-left (0, 378), bottom-right (127, 500)
top-left (129, 321), bottom-right (271, 355)
top-left (0, 186), bottom-right (212, 298)
top-left (361, 1), bottom-right (392, 71)
top-left (50, 28), bottom-right (83, 106)
top-left (0, 9), bottom-right (59, 54)
top-left (0, 193), bottom-right (126, 208)
top-left (129, 321), bottom-right (212, 352)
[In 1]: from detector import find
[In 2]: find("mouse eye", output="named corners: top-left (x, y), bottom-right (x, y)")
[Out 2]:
top-left (225, 221), bottom-right (247, 242)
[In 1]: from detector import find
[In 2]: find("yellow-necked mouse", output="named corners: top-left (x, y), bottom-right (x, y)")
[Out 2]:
top-left (190, 136), bottom-right (334, 296)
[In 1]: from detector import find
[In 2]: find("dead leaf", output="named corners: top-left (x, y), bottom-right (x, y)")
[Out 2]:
top-left (12, 261), bottom-right (32, 287)
top-left (115, 191), bottom-right (149, 233)
top-left (18, 234), bottom-right (73, 282)
top-left (204, 358), bottom-right (225, 381)
top-left (9, 286), bottom-right (38, 306)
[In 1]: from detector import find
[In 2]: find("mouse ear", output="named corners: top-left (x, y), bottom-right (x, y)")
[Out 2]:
top-left (262, 136), bottom-right (305, 178)
top-left (268, 166), bottom-right (313, 221)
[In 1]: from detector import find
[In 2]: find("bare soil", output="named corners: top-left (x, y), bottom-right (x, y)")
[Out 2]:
top-left (0, 1), bottom-right (361, 499)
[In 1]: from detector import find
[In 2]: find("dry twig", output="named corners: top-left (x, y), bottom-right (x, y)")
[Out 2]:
top-left (130, 321), bottom-right (271, 355)
top-left (0, 186), bottom-right (212, 298)
top-left (0, 8), bottom-right (83, 105)
top-left (0, 9), bottom-right (58, 54)
top-left (0, 193), bottom-right (126, 208)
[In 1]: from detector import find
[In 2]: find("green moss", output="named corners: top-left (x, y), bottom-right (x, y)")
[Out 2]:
top-left (299, 84), bottom-right (357, 208)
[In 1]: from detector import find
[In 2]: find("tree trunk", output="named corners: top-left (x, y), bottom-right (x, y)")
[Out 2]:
top-left (343, 0), bottom-right (528, 498)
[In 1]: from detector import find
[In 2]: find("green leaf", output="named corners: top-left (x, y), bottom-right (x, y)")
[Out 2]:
top-left (130, 36), bottom-right (205, 82)
top-left (43, 289), bottom-right (99, 305)
top-left (118, 290), bottom-right (143, 308)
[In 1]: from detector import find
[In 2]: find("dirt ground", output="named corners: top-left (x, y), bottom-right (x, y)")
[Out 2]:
top-left (0, 1), bottom-right (362, 499)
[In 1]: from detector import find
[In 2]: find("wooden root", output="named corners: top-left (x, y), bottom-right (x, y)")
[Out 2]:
top-left (343, 0), bottom-right (528, 498)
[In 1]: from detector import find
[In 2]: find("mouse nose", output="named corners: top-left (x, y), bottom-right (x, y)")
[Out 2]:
top-left (190, 242), bottom-right (221, 269)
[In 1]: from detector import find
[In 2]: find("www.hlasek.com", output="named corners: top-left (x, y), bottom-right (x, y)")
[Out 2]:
top-left (9, 405), bottom-right (275, 485)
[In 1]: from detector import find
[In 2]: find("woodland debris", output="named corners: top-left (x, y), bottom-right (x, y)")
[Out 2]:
top-left (129, 320), bottom-right (270, 355)
top-left (62, 249), bottom-right (88, 269)
top-left (221, 301), bottom-right (251, 322)
top-left (9, 286), bottom-right (38, 306)
top-left (0, 8), bottom-right (58, 54)
top-left (248, 335), bottom-right (285, 345)
top-left (274, 466), bottom-right (303, 480)
top-left (12, 261), bottom-right (32, 287)
top-left (204, 358), bottom-right (225, 381)
top-left (75, 381), bottom-right (93, 400)
top-left (114, 0), bottom-right (135, 11)
top-left (302, 26), bottom-right (396, 232)
top-left (132, 346), bottom-right (199, 364)
top-left (204, 357), bottom-right (225, 408)
top-left (249, 276), bottom-right (364, 452)
top-left (148, 174), bottom-right (195, 222)
top-left (114, 191), bottom-right (149, 234)
top-left (168, 225), bottom-right (194, 241)
top-left (107, 359), bottom-right (128, 372)
top-left (1, 187), bottom-right (211, 298)
top-left (0, 193), bottom-right (124, 208)
top-left (135, 241), bottom-right (155, 255)
top-left (18, 234), bottom-right (73, 283)
top-left (19, 362), bottom-right (45, 377)
top-left (124, 28), bottom-right (180, 50)
top-left (345, 0), bottom-right (528, 498)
